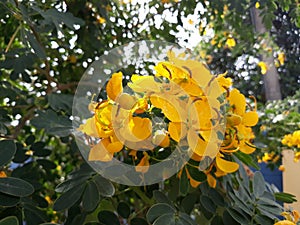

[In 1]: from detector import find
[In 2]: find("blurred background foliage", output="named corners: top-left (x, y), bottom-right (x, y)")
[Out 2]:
top-left (0, 0), bottom-right (299, 224)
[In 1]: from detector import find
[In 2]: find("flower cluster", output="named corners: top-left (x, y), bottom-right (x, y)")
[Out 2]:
top-left (274, 210), bottom-right (300, 225)
top-left (78, 51), bottom-right (258, 187)
top-left (282, 130), bottom-right (300, 149)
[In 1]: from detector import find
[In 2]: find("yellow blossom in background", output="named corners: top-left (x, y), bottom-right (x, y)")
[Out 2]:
top-left (226, 37), bottom-right (236, 48)
top-left (275, 210), bottom-right (300, 225)
top-left (255, 2), bottom-right (260, 8)
top-left (274, 220), bottom-right (296, 225)
top-left (278, 165), bottom-right (285, 172)
top-left (0, 171), bottom-right (7, 177)
top-left (262, 152), bottom-right (274, 162)
top-left (278, 52), bottom-right (285, 65)
top-left (97, 16), bottom-right (106, 24)
top-left (188, 19), bottom-right (194, 25)
top-left (258, 61), bottom-right (268, 74)
top-left (282, 130), bottom-right (300, 148)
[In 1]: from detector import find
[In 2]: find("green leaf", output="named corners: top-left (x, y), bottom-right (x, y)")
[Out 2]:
top-left (130, 218), bottom-right (148, 225)
top-left (223, 210), bottom-right (240, 225)
top-left (179, 168), bottom-right (189, 196)
top-left (200, 195), bottom-right (216, 213)
top-left (37, 159), bottom-right (56, 170)
top-left (31, 109), bottom-right (72, 137)
top-left (275, 192), bottom-right (297, 203)
top-left (53, 183), bottom-right (85, 211)
top-left (23, 203), bottom-right (49, 225)
top-left (208, 188), bottom-right (225, 207)
top-left (82, 181), bottom-right (100, 212)
top-left (0, 177), bottom-right (34, 197)
top-left (24, 29), bottom-right (46, 59)
top-left (211, 215), bottom-right (224, 225)
top-left (178, 212), bottom-right (197, 225)
top-left (0, 140), bottom-right (16, 167)
top-left (146, 203), bottom-right (176, 223)
top-left (40, 223), bottom-right (60, 225)
top-left (181, 193), bottom-right (198, 214)
top-left (153, 190), bottom-right (173, 206)
top-left (0, 192), bottom-right (20, 207)
top-left (0, 216), bottom-right (19, 225)
top-left (233, 152), bottom-right (260, 170)
top-left (117, 202), bottom-right (130, 219)
top-left (253, 215), bottom-right (274, 225)
top-left (227, 208), bottom-right (250, 224)
top-left (97, 211), bottom-right (120, 225)
top-left (186, 165), bottom-right (206, 182)
top-left (257, 204), bottom-right (282, 219)
top-left (253, 171), bottom-right (266, 198)
top-left (48, 93), bottom-right (73, 113)
top-left (55, 175), bottom-right (89, 193)
top-left (93, 175), bottom-right (115, 197)
top-left (152, 214), bottom-right (175, 225)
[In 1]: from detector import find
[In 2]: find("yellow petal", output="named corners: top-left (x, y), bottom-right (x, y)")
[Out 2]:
top-left (88, 140), bottom-right (113, 162)
top-left (179, 79), bottom-right (203, 96)
top-left (187, 129), bottom-right (207, 157)
top-left (0, 171), bottom-right (7, 178)
top-left (243, 111), bottom-right (259, 126)
top-left (168, 122), bottom-right (187, 142)
top-left (95, 101), bottom-right (113, 126)
top-left (257, 61), bottom-right (268, 75)
top-left (131, 117), bottom-right (152, 140)
top-left (116, 93), bottom-right (136, 110)
top-left (216, 154), bottom-right (239, 173)
top-left (77, 116), bottom-right (99, 137)
top-left (207, 174), bottom-right (217, 188)
top-left (135, 153), bottom-right (150, 173)
top-left (167, 57), bottom-right (212, 88)
top-left (227, 114), bottom-right (242, 126)
top-left (105, 136), bottom-right (124, 153)
top-left (228, 88), bottom-right (246, 116)
top-left (277, 52), bottom-right (285, 65)
top-left (128, 75), bottom-right (160, 93)
top-left (226, 37), bottom-right (236, 48)
top-left (274, 220), bottom-right (296, 225)
top-left (240, 141), bottom-right (256, 154)
top-left (214, 166), bottom-right (227, 177)
top-left (150, 95), bottom-right (186, 122)
top-left (189, 98), bottom-right (213, 129)
top-left (154, 62), bottom-right (189, 80)
top-left (152, 131), bottom-right (170, 148)
top-left (106, 72), bottom-right (123, 101)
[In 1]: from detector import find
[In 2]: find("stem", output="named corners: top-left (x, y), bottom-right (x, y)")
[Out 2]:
top-left (5, 24), bottom-right (21, 53)
top-left (131, 186), bottom-right (155, 205)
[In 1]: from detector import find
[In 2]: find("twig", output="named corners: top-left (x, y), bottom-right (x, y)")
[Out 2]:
top-left (5, 25), bottom-right (21, 53)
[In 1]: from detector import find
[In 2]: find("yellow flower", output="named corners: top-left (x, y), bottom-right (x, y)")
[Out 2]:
top-left (216, 153), bottom-right (239, 173)
top-left (97, 16), bottom-right (106, 24)
top-left (106, 72), bottom-right (123, 101)
top-left (152, 130), bottom-right (170, 148)
top-left (258, 61), bottom-right (268, 74)
top-left (282, 130), bottom-right (300, 149)
top-left (135, 152), bottom-right (150, 173)
top-left (279, 165), bottom-right (285, 172)
top-left (274, 220), bottom-right (296, 225)
top-left (226, 37), bottom-right (236, 48)
top-left (188, 19), bottom-right (194, 25)
top-left (278, 52), bottom-right (285, 65)
top-left (0, 171), bottom-right (7, 177)
top-left (255, 2), bottom-right (260, 8)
